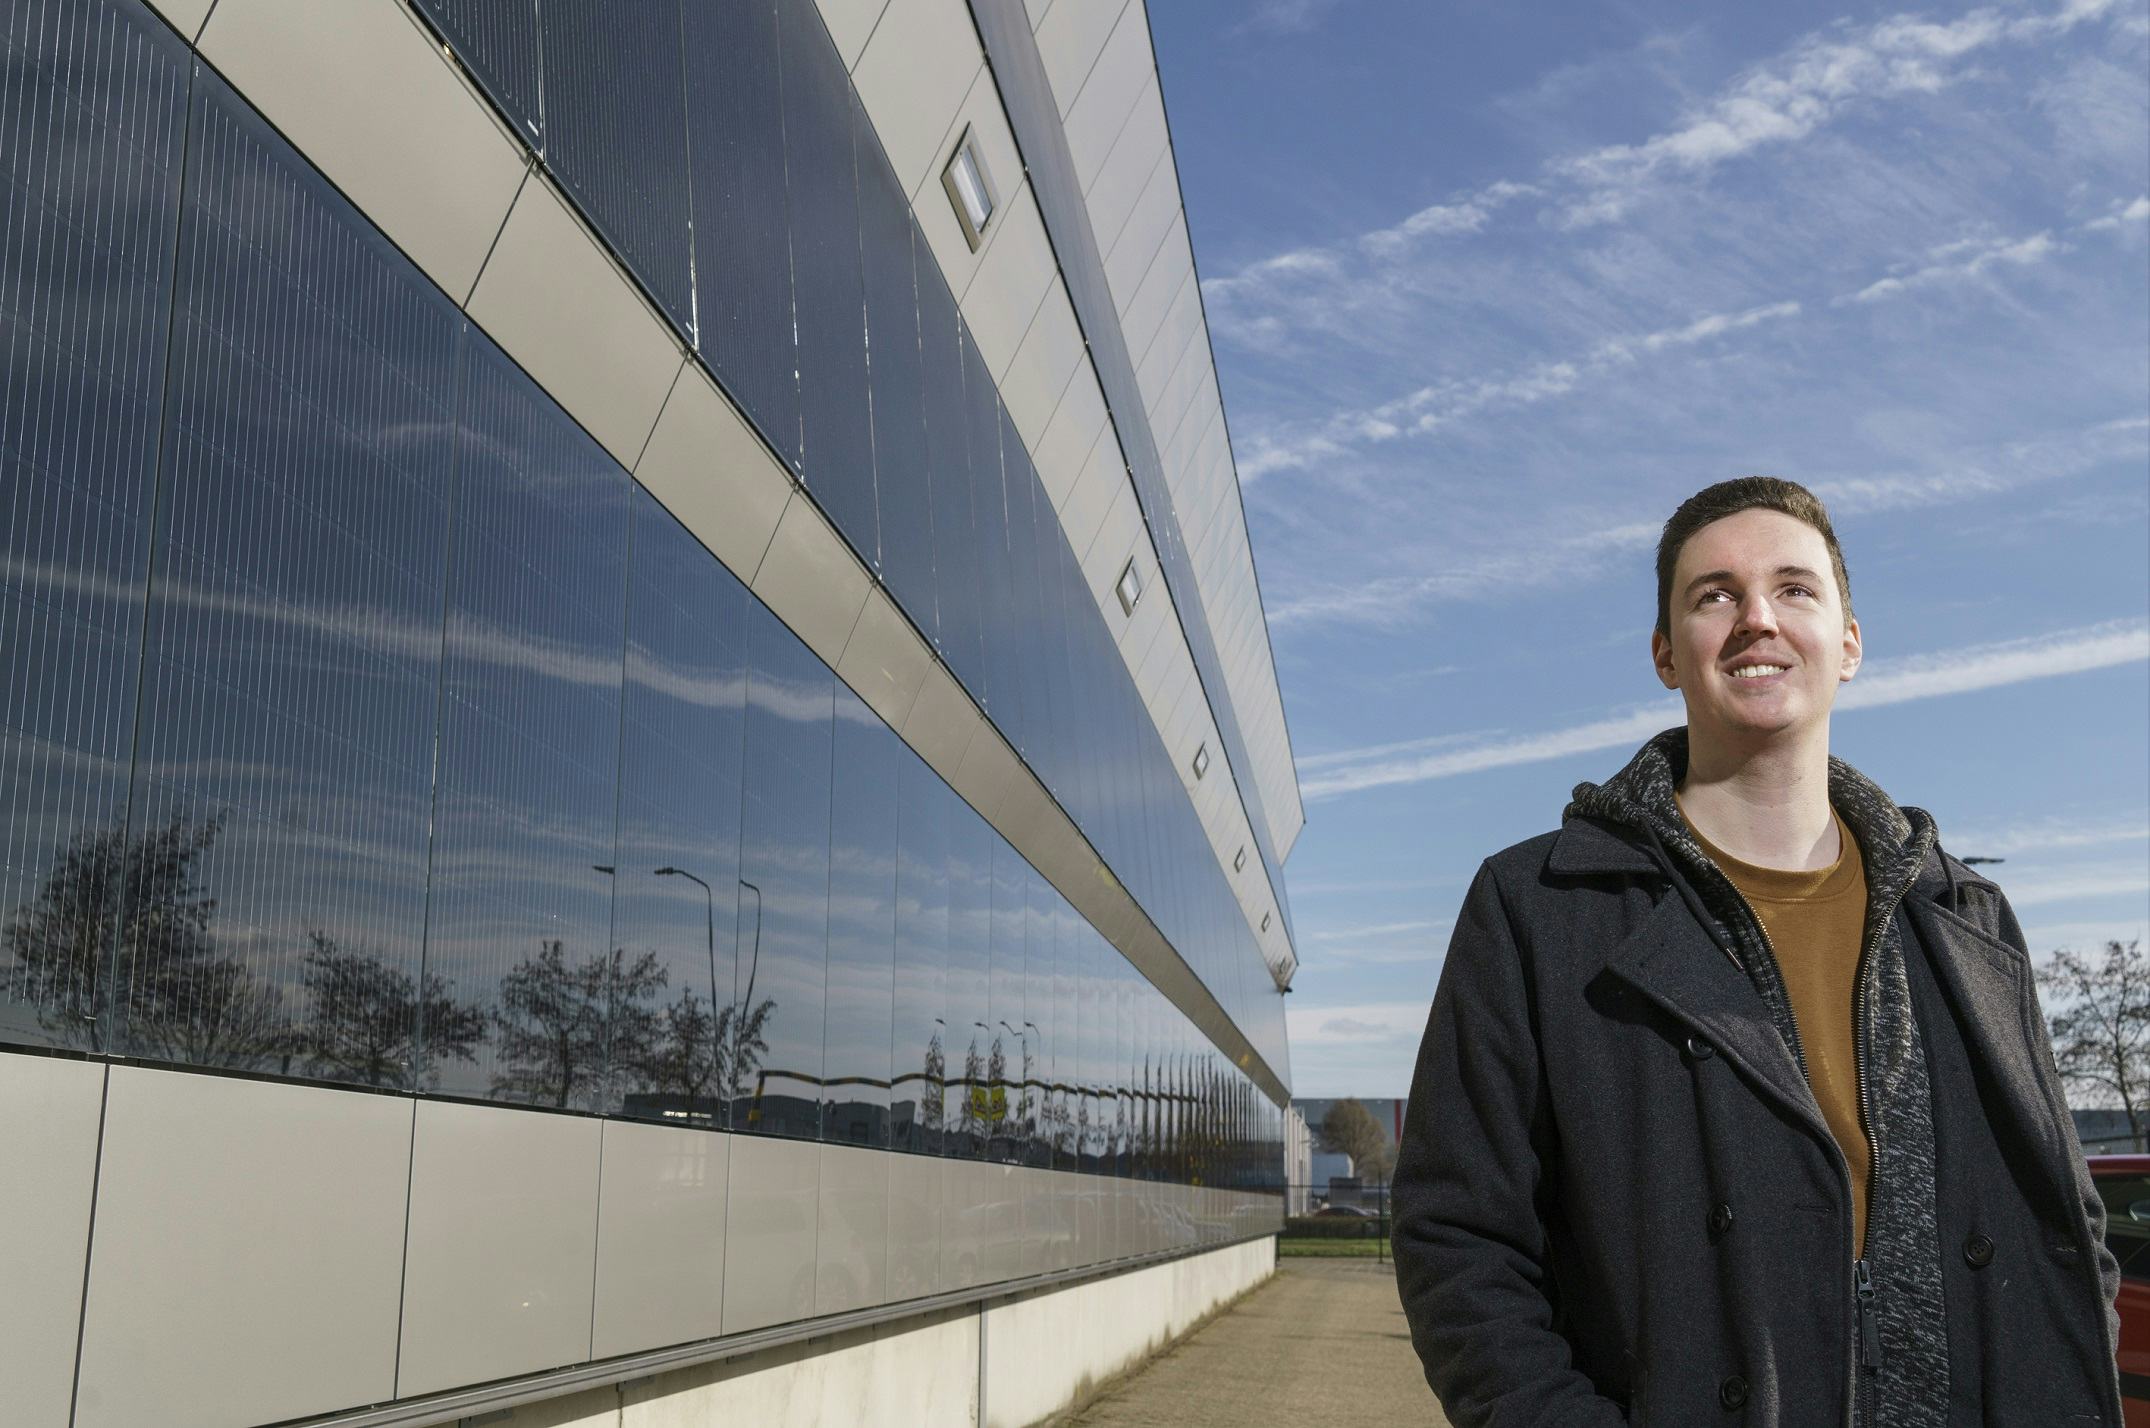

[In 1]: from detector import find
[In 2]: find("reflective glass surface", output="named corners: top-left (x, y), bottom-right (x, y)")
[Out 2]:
top-left (116, 72), bottom-right (462, 1082)
top-left (681, 0), bottom-right (800, 470)
top-left (538, 0), bottom-right (694, 334)
top-left (824, 683), bottom-right (896, 1147)
top-left (890, 748), bottom-right (949, 1154)
top-left (0, 0), bottom-right (187, 1053)
top-left (425, 330), bottom-right (629, 1106)
top-left (0, 0), bottom-right (1290, 1208)
top-left (943, 809), bottom-right (992, 1160)
top-left (857, 105), bottom-right (934, 641)
top-left (917, 260), bottom-right (982, 694)
top-left (412, 0), bottom-right (543, 145)
top-left (609, 489), bottom-right (749, 1127)
top-left (779, 0), bottom-right (875, 566)
top-left (736, 599), bottom-right (832, 1139)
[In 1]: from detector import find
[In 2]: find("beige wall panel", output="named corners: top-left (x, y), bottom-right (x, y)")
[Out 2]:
top-left (77, 1069), bottom-right (410, 1428)
top-left (1000, 278), bottom-right (1085, 455)
top-left (0, 1054), bottom-right (102, 1428)
top-left (902, 664), bottom-right (987, 779)
top-left (634, 364), bottom-right (794, 586)
top-left (1062, 431), bottom-right (1126, 561)
top-left (1136, 277), bottom-right (1201, 413)
top-left (837, 585), bottom-right (935, 731)
top-left (885, 1148), bottom-right (943, 1300)
top-left (815, 1142), bottom-right (891, 1315)
top-left (1086, 80), bottom-right (1168, 256)
top-left (1036, 361), bottom-right (1109, 511)
top-left (949, 716), bottom-right (1020, 823)
top-left (913, 76), bottom-right (1024, 300)
top-left (1119, 219), bottom-right (1191, 365)
top-left (399, 1101), bottom-right (603, 1398)
top-left (1026, 0), bottom-right (1055, 27)
top-left (592, 1122), bottom-right (729, 1360)
top-left (722, 1134), bottom-right (820, 1333)
top-left (852, 0), bottom-right (982, 198)
top-left (1036, 0), bottom-right (1127, 118)
top-left (817, 0), bottom-right (890, 70)
top-left (960, 188), bottom-right (1056, 382)
top-left (200, 0), bottom-right (528, 304)
top-left (467, 177), bottom-right (686, 470)
top-left (1063, 3), bottom-right (1152, 191)
top-left (751, 492), bottom-right (875, 667)
top-left (1105, 152), bottom-right (1184, 307)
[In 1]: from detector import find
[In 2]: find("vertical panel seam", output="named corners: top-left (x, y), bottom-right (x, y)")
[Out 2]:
top-left (64, 1064), bottom-right (114, 1428)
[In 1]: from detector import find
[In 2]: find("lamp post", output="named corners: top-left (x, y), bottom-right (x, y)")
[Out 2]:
top-left (653, 865), bottom-right (715, 1002)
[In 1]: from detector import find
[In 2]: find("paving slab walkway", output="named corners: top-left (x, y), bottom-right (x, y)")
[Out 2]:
top-left (1050, 1257), bottom-right (1449, 1427)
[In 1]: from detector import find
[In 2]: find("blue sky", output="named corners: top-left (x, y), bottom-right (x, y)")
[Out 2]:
top-left (1148, 0), bottom-right (2150, 1097)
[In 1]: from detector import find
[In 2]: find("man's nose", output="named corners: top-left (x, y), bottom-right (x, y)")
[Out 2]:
top-left (1733, 591), bottom-right (1778, 637)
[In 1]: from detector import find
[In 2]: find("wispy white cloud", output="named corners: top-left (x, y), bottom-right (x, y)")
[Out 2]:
top-left (2084, 193), bottom-right (2150, 231)
top-left (1286, 999), bottom-right (1434, 1046)
top-left (1837, 230), bottom-right (2066, 305)
top-left (1300, 618), bottom-right (2150, 800)
top-left (1944, 814), bottom-right (2150, 857)
top-left (1241, 300), bottom-right (1803, 482)
top-left (1306, 918), bottom-right (1450, 942)
top-left (1360, 181), bottom-right (1537, 257)
top-left (2004, 861), bottom-right (2150, 907)
top-left (1237, 0), bottom-right (1344, 37)
top-left (1555, 1), bottom-right (2123, 226)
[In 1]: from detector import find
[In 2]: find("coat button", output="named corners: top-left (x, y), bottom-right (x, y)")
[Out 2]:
top-left (1719, 1374), bottom-right (1749, 1410)
top-left (1709, 1201), bottom-right (1735, 1237)
top-left (1963, 1232), bottom-right (1994, 1268)
top-left (1685, 1034), bottom-right (1716, 1059)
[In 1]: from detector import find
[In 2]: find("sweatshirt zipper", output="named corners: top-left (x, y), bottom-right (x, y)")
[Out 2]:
top-left (1718, 862), bottom-right (1914, 1424)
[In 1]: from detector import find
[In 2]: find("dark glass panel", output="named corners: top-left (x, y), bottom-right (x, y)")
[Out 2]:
top-left (985, 834), bottom-right (1023, 1163)
top-left (423, 330), bottom-right (629, 1106)
top-left (537, 0), bottom-right (694, 334)
top-left (114, 72), bottom-right (462, 1083)
top-left (916, 259), bottom-right (981, 695)
top-left (734, 601), bottom-right (832, 1139)
top-left (778, 0), bottom-right (875, 565)
top-left (943, 803), bottom-right (992, 1159)
top-left (823, 684), bottom-right (895, 1147)
top-left (856, 105), bottom-right (934, 641)
top-left (1051, 896), bottom-right (1078, 1166)
top-left (0, 0), bottom-right (187, 1053)
top-left (412, 0), bottom-right (543, 146)
top-left (998, 425), bottom-right (1053, 765)
top-left (960, 328), bottom-right (1015, 736)
top-left (890, 746), bottom-right (949, 1154)
top-left (607, 489), bottom-right (748, 1127)
top-left (1022, 869), bottom-right (1055, 1169)
top-left (1079, 928), bottom-right (1104, 1174)
top-left (682, 0), bottom-right (800, 470)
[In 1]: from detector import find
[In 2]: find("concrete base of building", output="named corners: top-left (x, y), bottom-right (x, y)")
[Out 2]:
top-left (496, 1236), bottom-right (1278, 1428)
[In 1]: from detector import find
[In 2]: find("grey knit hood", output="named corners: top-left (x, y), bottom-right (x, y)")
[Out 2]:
top-left (1564, 725), bottom-right (1951, 1428)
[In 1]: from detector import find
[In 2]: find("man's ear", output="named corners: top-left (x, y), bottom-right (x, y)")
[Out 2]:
top-left (1839, 614), bottom-right (1863, 682)
top-left (1651, 628), bottom-right (1679, 690)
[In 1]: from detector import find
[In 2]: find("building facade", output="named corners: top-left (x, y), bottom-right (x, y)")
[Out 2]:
top-left (0, 0), bottom-right (1303, 1424)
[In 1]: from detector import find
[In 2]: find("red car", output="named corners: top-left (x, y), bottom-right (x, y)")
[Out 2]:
top-left (2090, 1155), bottom-right (2150, 1426)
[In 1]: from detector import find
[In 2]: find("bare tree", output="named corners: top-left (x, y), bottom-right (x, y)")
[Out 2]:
top-left (1320, 1097), bottom-right (1397, 1182)
top-left (300, 931), bottom-right (485, 1087)
top-left (2040, 939), bottom-right (2150, 1151)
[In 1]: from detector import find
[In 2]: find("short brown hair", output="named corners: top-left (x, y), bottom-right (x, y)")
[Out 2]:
top-left (1655, 477), bottom-right (1852, 638)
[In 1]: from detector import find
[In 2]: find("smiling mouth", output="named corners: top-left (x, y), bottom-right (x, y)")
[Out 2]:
top-left (1729, 664), bottom-right (1788, 679)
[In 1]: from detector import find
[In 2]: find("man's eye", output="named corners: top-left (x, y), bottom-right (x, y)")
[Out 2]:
top-left (1698, 590), bottom-right (1730, 604)
top-left (1785, 585), bottom-right (1815, 598)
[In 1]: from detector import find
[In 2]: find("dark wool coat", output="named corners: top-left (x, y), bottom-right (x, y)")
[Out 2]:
top-left (1392, 732), bottom-right (2122, 1427)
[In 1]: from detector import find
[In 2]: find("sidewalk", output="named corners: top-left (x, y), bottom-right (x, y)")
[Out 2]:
top-left (1050, 1257), bottom-right (1448, 1426)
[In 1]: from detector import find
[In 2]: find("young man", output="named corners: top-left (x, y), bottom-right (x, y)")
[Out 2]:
top-left (1391, 479), bottom-right (2121, 1426)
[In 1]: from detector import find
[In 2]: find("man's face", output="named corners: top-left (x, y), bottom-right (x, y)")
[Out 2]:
top-left (1651, 508), bottom-right (1861, 750)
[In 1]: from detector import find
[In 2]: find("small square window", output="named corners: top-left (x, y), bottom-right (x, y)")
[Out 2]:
top-left (1191, 743), bottom-right (1209, 780)
top-left (1115, 557), bottom-right (1144, 616)
top-left (1233, 846), bottom-right (1246, 873)
top-left (942, 126), bottom-right (997, 251)
top-left (1260, 912), bottom-right (1271, 933)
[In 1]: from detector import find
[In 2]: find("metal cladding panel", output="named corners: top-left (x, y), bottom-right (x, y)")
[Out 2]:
top-left (397, 1100), bottom-right (604, 1398)
top-left (0, 1055), bottom-right (103, 1426)
top-left (592, 1121), bottom-right (728, 1359)
top-left (76, 1069), bottom-right (411, 1428)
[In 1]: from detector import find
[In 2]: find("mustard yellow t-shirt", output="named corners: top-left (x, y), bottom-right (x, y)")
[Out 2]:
top-left (1680, 801), bottom-right (1872, 1256)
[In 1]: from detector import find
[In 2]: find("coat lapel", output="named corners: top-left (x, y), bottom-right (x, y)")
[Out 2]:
top-left (1901, 896), bottom-right (2071, 1184)
top-left (1604, 892), bottom-right (1827, 1137)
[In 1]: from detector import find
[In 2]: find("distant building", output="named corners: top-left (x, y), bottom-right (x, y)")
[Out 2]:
top-left (1294, 1097), bottom-right (1407, 1195)
top-left (2078, 1108), bottom-right (2146, 1155)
